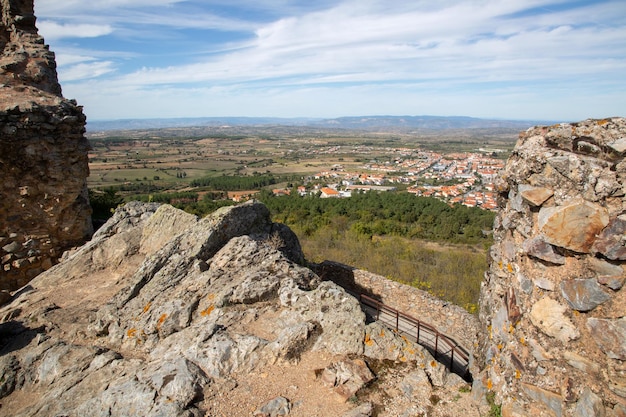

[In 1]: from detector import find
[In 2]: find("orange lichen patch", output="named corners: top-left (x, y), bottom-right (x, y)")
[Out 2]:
top-left (497, 343), bottom-right (503, 351)
top-left (142, 302), bottom-right (152, 314)
top-left (430, 361), bottom-right (437, 368)
top-left (401, 335), bottom-right (408, 343)
top-left (379, 329), bottom-right (385, 337)
top-left (597, 119), bottom-right (609, 126)
top-left (498, 261), bottom-right (503, 269)
top-left (156, 313), bottom-right (168, 330)
top-left (127, 328), bottom-right (137, 338)
top-left (487, 379), bottom-right (493, 390)
top-left (507, 263), bottom-right (513, 273)
top-left (519, 337), bottom-right (526, 346)
top-left (207, 293), bottom-right (216, 301)
top-left (364, 334), bottom-right (374, 346)
top-left (515, 369), bottom-right (522, 379)
top-left (200, 304), bottom-right (215, 317)
top-left (509, 324), bottom-right (515, 333)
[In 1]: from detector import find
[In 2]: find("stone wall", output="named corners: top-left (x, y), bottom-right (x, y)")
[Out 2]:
top-left (0, 0), bottom-right (91, 292)
top-left (478, 118), bottom-right (626, 416)
top-left (316, 260), bottom-right (481, 359)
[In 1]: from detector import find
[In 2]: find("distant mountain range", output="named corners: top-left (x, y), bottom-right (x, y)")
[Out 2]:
top-left (86, 115), bottom-right (557, 132)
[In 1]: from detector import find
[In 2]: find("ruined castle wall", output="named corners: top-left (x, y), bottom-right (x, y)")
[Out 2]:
top-left (478, 118), bottom-right (626, 416)
top-left (317, 260), bottom-right (480, 355)
top-left (0, 0), bottom-right (91, 292)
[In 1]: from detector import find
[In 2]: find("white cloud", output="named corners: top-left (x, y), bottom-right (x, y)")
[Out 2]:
top-left (59, 62), bottom-right (117, 82)
top-left (38, 20), bottom-right (113, 40)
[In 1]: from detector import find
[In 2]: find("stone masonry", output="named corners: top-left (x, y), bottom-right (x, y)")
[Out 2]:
top-left (316, 260), bottom-right (480, 361)
top-left (478, 117), bottom-right (626, 416)
top-left (0, 0), bottom-right (91, 292)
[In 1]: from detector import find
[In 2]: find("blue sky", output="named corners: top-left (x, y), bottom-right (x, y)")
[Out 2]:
top-left (35, 0), bottom-right (625, 121)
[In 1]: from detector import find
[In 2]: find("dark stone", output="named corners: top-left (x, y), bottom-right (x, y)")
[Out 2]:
top-left (254, 396), bottom-right (291, 417)
top-left (560, 279), bottom-right (610, 312)
top-left (523, 236), bottom-right (566, 265)
top-left (592, 217), bottom-right (626, 261)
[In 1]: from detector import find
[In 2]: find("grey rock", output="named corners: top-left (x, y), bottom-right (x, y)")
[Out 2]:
top-left (281, 281), bottom-right (364, 355)
top-left (0, 355), bottom-right (19, 398)
top-left (522, 383), bottom-right (563, 417)
top-left (587, 317), bottom-right (626, 360)
top-left (139, 204), bottom-right (198, 256)
top-left (400, 368), bottom-right (431, 399)
top-left (563, 351), bottom-right (601, 374)
top-left (363, 321), bottom-right (432, 362)
top-left (608, 137), bottom-right (626, 153)
top-left (2, 241), bottom-right (21, 253)
top-left (533, 276), bottom-right (556, 291)
top-left (343, 401), bottom-right (373, 417)
top-left (320, 358), bottom-right (374, 401)
top-left (424, 356), bottom-right (447, 387)
top-left (589, 257), bottom-right (625, 290)
top-left (592, 217), bottom-right (626, 261)
top-left (138, 358), bottom-right (209, 407)
top-left (574, 387), bottom-right (606, 417)
top-left (523, 236), bottom-right (565, 264)
top-left (560, 278), bottom-right (610, 312)
top-left (254, 396), bottom-right (291, 417)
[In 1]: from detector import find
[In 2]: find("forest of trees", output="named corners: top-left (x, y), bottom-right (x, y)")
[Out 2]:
top-left (258, 190), bottom-right (495, 245)
top-left (190, 174), bottom-right (277, 190)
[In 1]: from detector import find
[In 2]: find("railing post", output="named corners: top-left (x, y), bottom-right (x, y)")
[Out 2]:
top-left (450, 346), bottom-right (455, 371)
top-left (417, 322), bottom-right (420, 343)
top-left (434, 333), bottom-right (439, 359)
top-left (396, 311), bottom-right (399, 332)
top-left (376, 303), bottom-right (380, 320)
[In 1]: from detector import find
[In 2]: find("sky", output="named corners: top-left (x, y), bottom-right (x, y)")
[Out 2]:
top-left (35, 0), bottom-right (626, 122)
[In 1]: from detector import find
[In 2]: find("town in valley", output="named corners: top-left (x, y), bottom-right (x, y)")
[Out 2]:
top-left (87, 124), bottom-right (518, 211)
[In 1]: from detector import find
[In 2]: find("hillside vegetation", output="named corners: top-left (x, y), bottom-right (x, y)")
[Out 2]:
top-left (259, 191), bottom-right (494, 311)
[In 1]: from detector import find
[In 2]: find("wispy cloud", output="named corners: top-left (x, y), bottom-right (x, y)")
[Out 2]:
top-left (59, 61), bottom-right (117, 82)
top-left (35, 0), bottom-right (626, 120)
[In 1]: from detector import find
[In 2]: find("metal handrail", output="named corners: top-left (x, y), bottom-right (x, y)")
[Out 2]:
top-left (359, 293), bottom-right (470, 376)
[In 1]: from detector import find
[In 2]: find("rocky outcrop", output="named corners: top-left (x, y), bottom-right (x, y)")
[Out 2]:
top-left (0, 0), bottom-right (91, 292)
top-left (478, 118), bottom-right (626, 416)
top-left (0, 201), bottom-right (480, 416)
